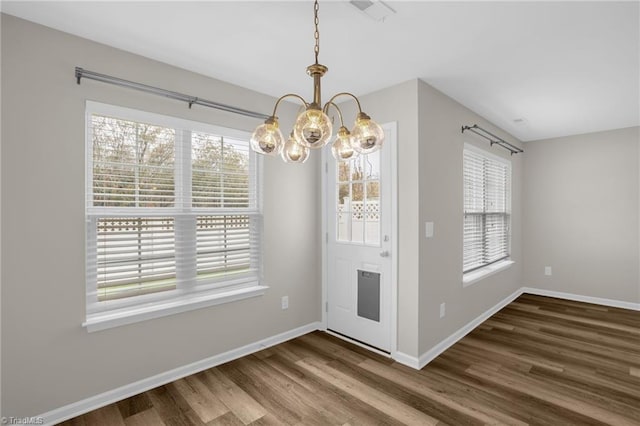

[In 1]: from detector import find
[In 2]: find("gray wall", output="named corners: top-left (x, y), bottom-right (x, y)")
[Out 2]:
top-left (338, 80), bottom-right (421, 357)
top-left (416, 81), bottom-right (524, 354)
top-left (523, 127), bottom-right (640, 303)
top-left (339, 79), bottom-right (525, 358)
top-left (0, 10), bottom-right (3, 419)
top-left (1, 14), bottom-right (320, 416)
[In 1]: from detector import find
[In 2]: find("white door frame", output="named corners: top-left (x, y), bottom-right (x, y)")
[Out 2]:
top-left (320, 122), bottom-right (398, 358)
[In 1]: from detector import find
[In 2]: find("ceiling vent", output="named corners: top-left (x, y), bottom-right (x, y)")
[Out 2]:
top-left (349, 0), bottom-right (396, 22)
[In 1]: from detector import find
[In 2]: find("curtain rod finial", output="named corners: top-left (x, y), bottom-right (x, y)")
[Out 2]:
top-left (75, 67), bottom-right (84, 85)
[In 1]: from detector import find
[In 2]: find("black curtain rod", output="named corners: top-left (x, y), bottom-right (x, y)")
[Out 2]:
top-left (461, 124), bottom-right (523, 155)
top-left (75, 67), bottom-right (270, 120)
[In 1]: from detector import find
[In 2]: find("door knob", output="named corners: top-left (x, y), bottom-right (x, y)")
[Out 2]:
top-left (380, 251), bottom-right (390, 257)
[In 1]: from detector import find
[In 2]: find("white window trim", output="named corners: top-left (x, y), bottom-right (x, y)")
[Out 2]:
top-left (463, 259), bottom-right (514, 287)
top-left (83, 284), bottom-right (268, 332)
top-left (84, 101), bottom-right (266, 332)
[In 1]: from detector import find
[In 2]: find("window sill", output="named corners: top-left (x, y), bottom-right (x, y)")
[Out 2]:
top-left (83, 284), bottom-right (269, 332)
top-left (463, 260), bottom-right (514, 288)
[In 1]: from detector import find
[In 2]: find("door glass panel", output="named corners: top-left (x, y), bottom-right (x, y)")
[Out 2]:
top-left (335, 151), bottom-right (381, 246)
top-left (338, 161), bottom-right (350, 182)
top-left (352, 182), bottom-right (364, 204)
top-left (337, 183), bottom-right (350, 242)
top-left (337, 212), bottom-right (349, 241)
top-left (337, 183), bottom-right (350, 206)
top-left (363, 150), bottom-right (380, 180)
top-left (366, 181), bottom-right (380, 202)
top-left (364, 207), bottom-right (380, 244)
top-left (351, 182), bottom-right (364, 243)
top-left (364, 175), bottom-right (380, 245)
top-left (351, 220), bottom-right (365, 243)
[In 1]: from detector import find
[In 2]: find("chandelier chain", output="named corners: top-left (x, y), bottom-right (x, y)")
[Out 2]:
top-left (314, 0), bottom-right (320, 64)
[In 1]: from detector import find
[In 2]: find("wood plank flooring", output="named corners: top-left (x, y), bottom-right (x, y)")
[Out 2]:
top-left (59, 294), bottom-right (640, 425)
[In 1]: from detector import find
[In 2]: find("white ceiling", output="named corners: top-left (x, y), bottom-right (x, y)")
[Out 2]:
top-left (2, 1), bottom-right (639, 141)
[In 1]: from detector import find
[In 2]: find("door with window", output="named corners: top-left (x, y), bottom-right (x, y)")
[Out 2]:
top-left (326, 123), bottom-right (394, 352)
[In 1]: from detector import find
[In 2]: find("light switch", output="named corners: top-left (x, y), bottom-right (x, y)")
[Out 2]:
top-left (425, 222), bottom-right (434, 238)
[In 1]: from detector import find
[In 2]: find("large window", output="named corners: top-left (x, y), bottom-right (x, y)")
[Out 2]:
top-left (85, 102), bottom-right (263, 330)
top-left (463, 146), bottom-right (511, 274)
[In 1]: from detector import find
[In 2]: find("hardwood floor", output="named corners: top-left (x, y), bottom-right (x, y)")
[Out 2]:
top-left (59, 294), bottom-right (640, 425)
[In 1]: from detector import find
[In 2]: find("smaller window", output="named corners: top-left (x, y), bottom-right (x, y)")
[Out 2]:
top-left (463, 145), bottom-right (512, 274)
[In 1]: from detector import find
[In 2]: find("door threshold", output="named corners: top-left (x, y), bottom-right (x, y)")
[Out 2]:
top-left (326, 329), bottom-right (391, 357)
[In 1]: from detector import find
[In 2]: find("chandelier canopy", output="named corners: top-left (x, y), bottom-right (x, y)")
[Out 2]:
top-left (250, 0), bottom-right (384, 163)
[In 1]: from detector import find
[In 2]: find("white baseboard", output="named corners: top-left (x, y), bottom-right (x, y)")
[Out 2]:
top-left (39, 322), bottom-right (321, 426)
top-left (407, 286), bottom-right (640, 372)
top-left (415, 288), bottom-right (523, 370)
top-left (393, 351), bottom-right (421, 369)
top-left (522, 287), bottom-right (640, 311)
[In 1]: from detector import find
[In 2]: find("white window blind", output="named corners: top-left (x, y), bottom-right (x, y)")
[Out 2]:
top-left (86, 103), bottom-right (261, 315)
top-left (94, 217), bottom-right (177, 301)
top-left (463, 147), bottom-right (511, 273)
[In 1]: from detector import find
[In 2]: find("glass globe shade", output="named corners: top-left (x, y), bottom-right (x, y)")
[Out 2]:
top-left (250, 118), bottom-right (284, 156)
top-left (331, 127), bottom-right (358, 161)
top-left (351, 113), bottom-right (384, 154)
top-left (281, 134), bottom-right (310, 163)
top-left (293, 108), bottom-right (333, 149)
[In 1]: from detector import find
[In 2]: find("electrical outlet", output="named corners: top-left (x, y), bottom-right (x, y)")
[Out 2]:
top-left (425, 222), bottom-right (434, 238)
top-left (281, 296), bottom-right (289, 310)
top-left (440, 302), bottom-right (446, 318)
top-left (545, 266), bottom-right (552, 276)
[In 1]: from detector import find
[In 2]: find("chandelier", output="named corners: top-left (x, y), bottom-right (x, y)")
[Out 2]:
top-left (250, 0), bottom-right (384, 163)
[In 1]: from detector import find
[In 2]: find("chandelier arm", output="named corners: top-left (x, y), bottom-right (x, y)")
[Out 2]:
top-left (270, 93), bottom-right (309, 118)
top-left (323, 92), bottom-right (364, 114)
top-left (323, 101), bottom-right (346, 127)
